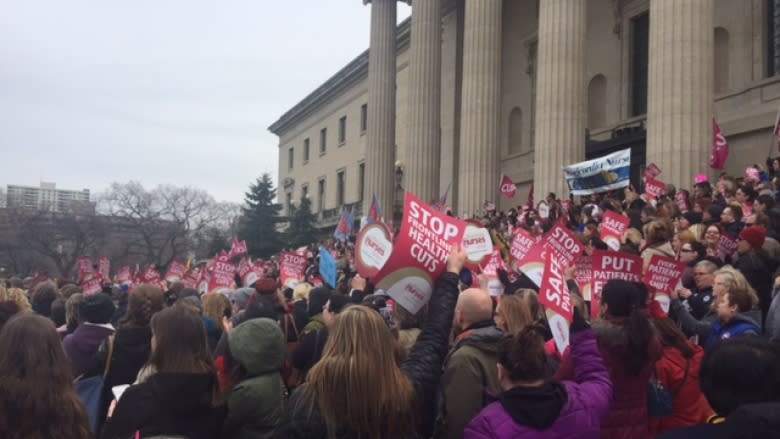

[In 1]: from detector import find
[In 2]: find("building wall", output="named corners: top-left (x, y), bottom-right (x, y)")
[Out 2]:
top-left (275, 2), bottom-right (780, 217)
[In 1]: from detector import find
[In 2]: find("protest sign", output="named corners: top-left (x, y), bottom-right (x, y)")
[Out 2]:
top-left (242, 262), bottom-right (265, 287)
top-left (98, 256), bottom-right (110, 280)
top-left (462, 222), bottom-right (493, 269)
top-left (182, 268), bottom-right (200, 289)
top-left (374, 192), bottom-right (467, 314)
top-left (515, 222), bottom-right (584, 287)
top-left (600, 211), bottom-right (629, 251)
top-left (590, 250), bottom-right (643, 319)
top-left (540, 250), bottom-right (573, 353)
top-left (564, 148), bottom-right (631, 195)
top-left (643, 163), bottom-right (662, 180)
top-left (228, 238), bottom-right (248, 258)
top-left (142, 265), bottom-right (161, 283)
top-left (354, 223), bottom-right (393, 278)
top-left (165, 259), bottom-right (186, 282)
top-left (574, 256), bottom-right (593, 301)
top-left (207, 257), bottom-right (235, 292)
top-left (499, 174), bottom-right (516, 198)
top-left (509, 227), bottom-right (536, 271)
top-left (82, 277), bottom-right (103, 296)
top-left (117, 266), bottom-right (132, 285)
top-left (643, 255), bottom-right (686, 295)
top-left (77, 257), bottom-right (93, 281)
top-left (319, 246), bottom-right (337, 288)
top-left (480, 247), bottom-right (507, 296)
top-left (280, 252), bottom-right (307, 288)
top-left (717, 233), bottom-right (738, 260)
top-left (645, 177), bottom-right (666, 199)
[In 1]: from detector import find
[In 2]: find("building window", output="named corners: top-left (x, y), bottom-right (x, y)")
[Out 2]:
top-left (301, 184), bottom-right (308, 201)
top-left (288, 147), bottom-right (294, 169)
top-left (631, 13), bottom-right (649, 117)
top-left (508, 107), bottom-right (523, 155)
top-left (337, 170), bottom-right (345, 206)
top-left (714, 27), bottom-right (730, 93)
top-left (339, 116), bottom-right (347, 145)
top-left (588, 74), bottom-right (607, 129)
top-left (303, 138), bottom-right (310, 163)
top-left (318, 178), bottom-right (326, 212)
top-left (360, 104), bottom-right (368, 133)
top-left (285, 192), bottom-right (292, 215)
top-left (320, 128), bottom-right (327, 154)
top-left (358, 162), bottom-right (365, 201)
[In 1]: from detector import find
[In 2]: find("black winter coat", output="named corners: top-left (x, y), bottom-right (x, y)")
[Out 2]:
top-left (273, 272), bottom-right (461, 439)
top-left (735, 251), bottom-right (778, 322)
top-left (101, 372), bottom-right (225, 439)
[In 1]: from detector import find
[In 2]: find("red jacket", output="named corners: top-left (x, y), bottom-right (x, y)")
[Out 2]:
top-left (649, 343), bottom-right (713, 436)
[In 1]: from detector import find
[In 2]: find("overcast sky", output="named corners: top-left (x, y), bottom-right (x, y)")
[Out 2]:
top-left (0, 1), bottom-right (410, 203)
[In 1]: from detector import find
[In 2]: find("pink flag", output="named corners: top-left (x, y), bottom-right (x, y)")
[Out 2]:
top-left (499, 174), bottom-right (517, 198)
top-left (710, 118), bottom-right (729, 170)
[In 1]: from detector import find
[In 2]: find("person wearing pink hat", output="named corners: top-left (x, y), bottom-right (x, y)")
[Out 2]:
top-left (735, 226), bottom-right (778, 324)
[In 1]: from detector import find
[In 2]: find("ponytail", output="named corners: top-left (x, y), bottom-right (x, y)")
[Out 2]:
top-left (624, 306), bottom-right (654, 376)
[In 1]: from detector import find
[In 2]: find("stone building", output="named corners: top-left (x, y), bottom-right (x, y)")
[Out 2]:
top-left (270, 0), bottom-right (780, 225)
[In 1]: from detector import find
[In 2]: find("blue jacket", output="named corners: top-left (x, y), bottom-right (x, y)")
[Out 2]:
top-left (704, 312), bottom-right (761, 350)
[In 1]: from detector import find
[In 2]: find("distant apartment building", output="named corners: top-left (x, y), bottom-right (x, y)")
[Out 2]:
top-left (6, 182), bottom-right (93, 213)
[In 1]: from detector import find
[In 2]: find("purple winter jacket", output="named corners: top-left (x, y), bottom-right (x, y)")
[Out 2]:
top-left (464, 330), bottom-right (612, 439)
top-left (62, 323), bottom-right (114, 378)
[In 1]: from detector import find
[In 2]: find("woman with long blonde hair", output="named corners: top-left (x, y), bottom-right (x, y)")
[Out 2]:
top-left (275, 246), bottom-right (467, 438)
top-left (494, 289), bottom-right (541, 335)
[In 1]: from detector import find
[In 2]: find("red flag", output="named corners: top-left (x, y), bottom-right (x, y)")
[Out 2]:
top-left (228, 238), bottom-right (248, 258)
top-left (498, 174), bottom-right (516, 198)
top-left (710, 118), bottom-right (729, 170)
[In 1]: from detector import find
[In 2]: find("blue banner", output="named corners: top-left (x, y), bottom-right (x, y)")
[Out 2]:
top-left (318, 246), bottom-right (337, 288)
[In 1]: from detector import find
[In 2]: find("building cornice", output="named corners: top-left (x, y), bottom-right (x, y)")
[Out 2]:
top-left (268, 17), bottom-right (411, 137)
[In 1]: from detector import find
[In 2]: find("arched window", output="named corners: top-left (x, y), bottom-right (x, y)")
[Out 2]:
top-left (508, 107), bottom-right (524, 155)
top-left (588, 74), bottom-right (607, 130)
top-left (714, 27), bottom-right (730, 93)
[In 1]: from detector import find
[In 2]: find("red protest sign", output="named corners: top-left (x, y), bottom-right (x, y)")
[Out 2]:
top-left (182, 268), bottom-right (200, 289)
top-left (208, 257), bottom-right (236, 292)
top-left (117, 266), bottom-right (132, 285)
top-left (645, 177), bottom-right (666, 199)
top-left (98, 256), bottom-right (110, 280)
top-left (600, 211), bottom-right (630, 251)
top-left (374, 191), bottom-right (467, 314)
top-left (82, 277), bottom-right (103, 296)
top-left (509, 227), bottom-right (536, 269)
top-left (280, 252), bottom-right (308, 288)
top-left (498, 174), bottom-right (517, 198)
top-left (355, 223), bottom-right (393, 278)
top-left (229, 238), bottom-right (248, 258)
top-left (540, 250), bottom-right (573, 354)
top-left (480, 247), bottom-right (507, 296)
top-left (165, 259), bottom-right (186, 282)
top-left (574, 256), bottom-right (593, 301)
top-left (590, 250), bottom-right (643, 319)
top-left (142, 265), bottom-right (161, 283)
top-left (643, 255), bottom-right (686, 294)
top-left (77, 256), bottom-right (93, 281)
top-left (515, 222), bottom-right (584, 287)
top-left (644, 163), bottom-right (662, 180)
top-left (717, 233), bottom-right (738, 260)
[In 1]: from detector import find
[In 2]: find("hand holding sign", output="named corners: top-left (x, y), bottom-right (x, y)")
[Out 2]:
top-left (447, 244), bottom-right (467, 275)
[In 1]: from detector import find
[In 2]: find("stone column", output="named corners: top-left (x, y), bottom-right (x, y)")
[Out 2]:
top-left (533, 0), bottom-right (586, 199)
top-left (364, 0), bottom-right (397, 217)
top-left (647, 0), bottom-right (714, 185)
top-left (406, 0), bottom-right (442, 204)
top-left (457, 0), bottom-right (502, 215)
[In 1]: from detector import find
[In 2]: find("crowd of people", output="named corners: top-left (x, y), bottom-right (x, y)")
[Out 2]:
top-left (1, 159), bottom-right (780, 439)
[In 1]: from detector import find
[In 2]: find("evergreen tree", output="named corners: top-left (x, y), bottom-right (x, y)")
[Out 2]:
top-left (238, 174), bottom-right (283, 258)
top-left (286, 196), bottom-right (318, 248)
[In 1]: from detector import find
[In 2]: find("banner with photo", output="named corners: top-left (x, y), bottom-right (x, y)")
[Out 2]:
top-left (563, 148), bottom-right (631, 195)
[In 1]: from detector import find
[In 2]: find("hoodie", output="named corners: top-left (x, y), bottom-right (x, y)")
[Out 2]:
top-left (437, 322), bottom-right (504, 439)
top-left (223, 318), bottom-right (286, 439)
top-left (62, 323), bottom-right (114, 378)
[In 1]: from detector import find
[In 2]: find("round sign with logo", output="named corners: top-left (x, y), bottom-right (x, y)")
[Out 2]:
top-left (462, 221), bottom-right (493, 269)
top-left (355, 223), bottom-right (394, 278)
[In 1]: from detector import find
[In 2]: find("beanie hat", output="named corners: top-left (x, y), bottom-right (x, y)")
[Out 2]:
top-left (739, 226), bottom-right (766, 248)
top-left (308, 287), bottom-right (331, 317)
top-left (254, 278), bottom-right (278, 295)
top-left (695, 174), bottom-right (709, 185)
top-left (682, 211), bottom-right (703, 225)
top-left (80, 293), bottom-right (116, 324)
top-left (231, 288), bottom-right (254, 311)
